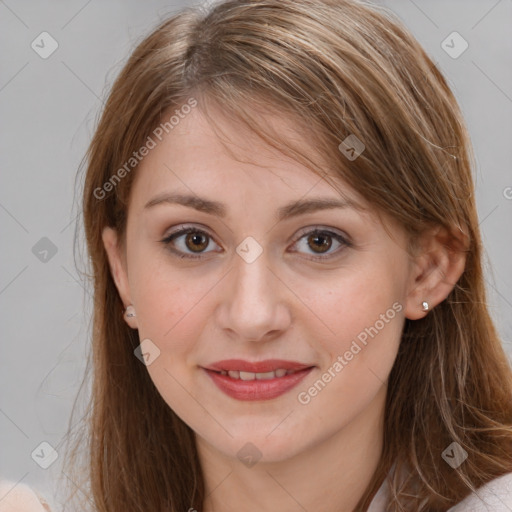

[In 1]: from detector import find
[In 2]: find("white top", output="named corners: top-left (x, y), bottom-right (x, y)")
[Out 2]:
top-left (368, 471), bottom-right (512, 511)
top-left (2, 473), bottom-right (512, 511)
top-left (0, 480), bottom-right (51, 511)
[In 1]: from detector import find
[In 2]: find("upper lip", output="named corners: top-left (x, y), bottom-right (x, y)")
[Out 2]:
top-left (204, 359), bottom-right (314, 373)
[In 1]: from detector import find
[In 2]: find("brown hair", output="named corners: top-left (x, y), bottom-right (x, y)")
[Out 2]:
top-left (62, 0), bottom-right (512, 510)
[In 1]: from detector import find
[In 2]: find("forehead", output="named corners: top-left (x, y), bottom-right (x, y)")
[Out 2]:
top-left (129, 104), bottom-right (364, 210)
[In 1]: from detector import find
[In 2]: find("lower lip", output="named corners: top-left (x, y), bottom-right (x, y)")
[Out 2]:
top-left (203, 367), bottom-right (314, 401)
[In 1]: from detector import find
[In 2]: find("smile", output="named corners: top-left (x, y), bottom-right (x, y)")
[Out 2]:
top-left (217, 369), bottom-right (299, 380)
top-left (202, 359), bottom-right (315, 401)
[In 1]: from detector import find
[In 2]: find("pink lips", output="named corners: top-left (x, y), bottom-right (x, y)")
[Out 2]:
top-left (204, 359), bottom-right (312, 373)
top-left (202, 359), bottom-right (314, 401)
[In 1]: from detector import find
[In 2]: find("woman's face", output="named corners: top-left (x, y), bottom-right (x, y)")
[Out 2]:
top-left (103, 104), bottom-right (418, 463)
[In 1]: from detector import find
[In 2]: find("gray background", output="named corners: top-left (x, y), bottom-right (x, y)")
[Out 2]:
top-left (1, 0), bottom-right (511, 509)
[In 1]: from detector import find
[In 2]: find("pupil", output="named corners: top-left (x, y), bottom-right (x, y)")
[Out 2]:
top-left (309, 234), bottom-right (331, 253)
top-left (187, 233), bottom-right (208, 252)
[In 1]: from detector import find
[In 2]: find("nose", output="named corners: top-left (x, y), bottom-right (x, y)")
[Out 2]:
top-left (215, 249), bottom-right (292, 343)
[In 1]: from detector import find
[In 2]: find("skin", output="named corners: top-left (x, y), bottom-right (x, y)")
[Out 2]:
top-left (103, 103), bottom-right (465, 512)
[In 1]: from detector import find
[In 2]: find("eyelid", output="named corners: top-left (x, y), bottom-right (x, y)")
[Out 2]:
top-left (292, 225), bottom-right (351, 243)
top-left (161, 224), bottom-right (221, 259)
top-left (288, 226), bottom-right (352, 260)
top-left (164, 223), bottom-right (215, 240)
top-left (161, 224), bottom-right (352, 260)
top-left (163, 223), bottom-right (350, 243)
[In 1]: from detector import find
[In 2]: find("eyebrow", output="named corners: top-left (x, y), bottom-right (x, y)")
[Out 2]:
top-left (144, 192), bottom-right (359, 222)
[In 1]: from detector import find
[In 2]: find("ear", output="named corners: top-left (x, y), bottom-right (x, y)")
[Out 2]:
top-left (102, 226), bottom-right (138, 329)
top-left (404, 225), bottom-right (467, 320)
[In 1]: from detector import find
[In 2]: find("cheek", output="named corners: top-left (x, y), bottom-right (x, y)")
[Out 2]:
top-left (130, 264), bottom-right (213, 422)
top-left (294, 276), bottom-right (403, 434)
top-left (135, 282), bottom-right (201, 354)
top-left (129, 251), bottom-right (218, 359)
top-left (293, 260), bottom-right (405, 382)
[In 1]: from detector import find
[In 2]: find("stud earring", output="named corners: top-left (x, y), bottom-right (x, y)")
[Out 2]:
top-left (421, 301), bottom-right (429, 311)
top-left (125, 305), bottom-right (136, 318)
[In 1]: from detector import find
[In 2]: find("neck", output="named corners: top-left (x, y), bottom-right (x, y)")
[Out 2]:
top-left (197, 384), bottom-right (387, 512)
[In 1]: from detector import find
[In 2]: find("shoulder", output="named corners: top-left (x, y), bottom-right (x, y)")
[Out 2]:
top-left (0, 479), bottom-right (52, 511)
top-left (368, 471), bottom-right (512, 512)
top-left (448, 472), bottom-right (512, 511)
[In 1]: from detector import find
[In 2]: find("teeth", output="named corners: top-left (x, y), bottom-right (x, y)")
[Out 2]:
top-left (221, 369), bottom-right (295, 380)
top-left (255, 371), bottom-right (275, 380)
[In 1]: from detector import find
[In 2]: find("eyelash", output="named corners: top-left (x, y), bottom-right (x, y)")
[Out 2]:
top-left (160, 225), bottom-right (352, 262)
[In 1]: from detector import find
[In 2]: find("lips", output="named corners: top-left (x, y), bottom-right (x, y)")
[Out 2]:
top-left (202, 359), bottom-right (315, 401)
top-left (204, 359), bottom-right (313, 373)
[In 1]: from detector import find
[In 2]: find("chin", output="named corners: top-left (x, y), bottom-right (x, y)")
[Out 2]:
top-left (225, 426), bottom-right (310, 464)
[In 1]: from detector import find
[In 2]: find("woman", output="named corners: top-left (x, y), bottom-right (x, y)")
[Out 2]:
top-left (53, 0), bottom-right (512, 510)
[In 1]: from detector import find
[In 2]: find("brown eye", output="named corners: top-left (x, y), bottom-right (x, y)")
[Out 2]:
top-left (307, 233), bottom-right (332, 253)
top-left (161, 226), bottom-right (220, 260)
top-left (185, 232), bottom-right (209, 252)
top-left (291, 228), bottom-right (351, 261)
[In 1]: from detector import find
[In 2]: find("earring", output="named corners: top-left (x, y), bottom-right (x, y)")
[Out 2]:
top-left (125, 305), bottom-right (136, 318)
top-left (421, 301), bottom-right (429, 311)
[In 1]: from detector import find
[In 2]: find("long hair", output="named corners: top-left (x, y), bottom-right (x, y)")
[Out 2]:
top-left (62, 0), bottom-right (512, 510)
